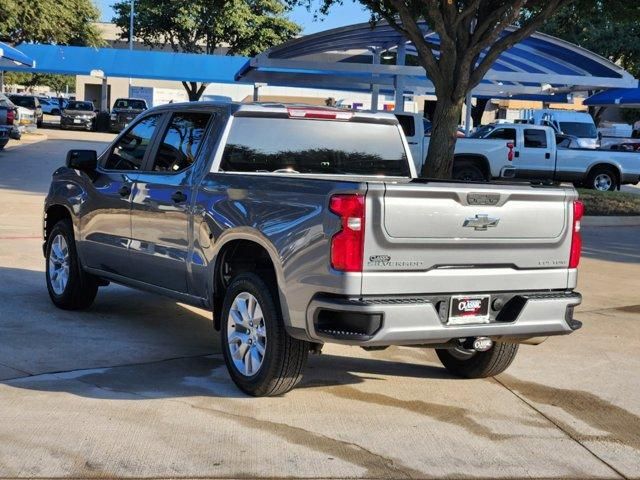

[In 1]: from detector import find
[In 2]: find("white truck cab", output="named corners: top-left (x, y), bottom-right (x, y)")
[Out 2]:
top-left (527, 109), bottom-right (598, 149)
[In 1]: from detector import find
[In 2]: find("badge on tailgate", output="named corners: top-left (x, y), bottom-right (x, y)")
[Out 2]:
top-left (463, 214), bottom-right (500, 231)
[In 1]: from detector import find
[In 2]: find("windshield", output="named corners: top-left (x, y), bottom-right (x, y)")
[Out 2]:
top-left (9, 96), bottom-right (35, 108)
top-left (221, 117), bottom-right (410, 177)
top-left (559, 122), bottom-right (597, 138)
top-left (114, 99), bottom-right (146, 110)
top-left (469, 125), bottom-right (496, 138)
top-left (67, 101), bottom-right (94, 111)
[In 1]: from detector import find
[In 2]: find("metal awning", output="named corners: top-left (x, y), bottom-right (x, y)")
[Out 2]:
top-left (584, 86), bottom-right (640, 107)
top-left (239, 21), bottom-right (637, 97)
top-left (3, 44), bottom-right (249, 84)
top-left (0, 41), bottom-right (35, 68)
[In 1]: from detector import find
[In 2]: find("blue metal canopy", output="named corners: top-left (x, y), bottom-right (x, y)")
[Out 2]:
top-left (240, 21), bottom-right (637, 97)
top-left (0, 41), bottom-right (35, 68)
top-left (584, 86), bottom-right (640, 107)
top-left (4, 44), bottom-right (249, 84)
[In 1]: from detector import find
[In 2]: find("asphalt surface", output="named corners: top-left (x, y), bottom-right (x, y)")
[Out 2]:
top-left (0, 129), bottom-right (639, 479)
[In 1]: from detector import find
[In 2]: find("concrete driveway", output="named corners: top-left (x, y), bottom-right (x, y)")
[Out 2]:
top-left (0, 129), bottom-right (639, 479)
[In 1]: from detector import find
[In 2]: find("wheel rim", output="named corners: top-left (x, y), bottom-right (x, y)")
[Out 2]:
top-left (593, 173), bottom-right (612, 191)
top-left (48, 234), bottom-right (70, 295)
top-left (226, 292), bottom-right (267, 377)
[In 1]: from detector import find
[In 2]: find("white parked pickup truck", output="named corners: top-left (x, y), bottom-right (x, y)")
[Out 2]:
top-left (396, 112), bottom-right (640, 191)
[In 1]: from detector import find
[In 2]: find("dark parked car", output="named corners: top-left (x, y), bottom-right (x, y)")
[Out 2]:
top-left (110, 98), bottom-right (148, 132)
top-left (60, 101), bottom-right (97, 131)
top-left (8, 94), bottom-right (43, 127)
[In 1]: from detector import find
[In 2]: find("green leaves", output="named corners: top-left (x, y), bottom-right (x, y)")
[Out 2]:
top-left (0, 0), bottom-right (103, 46)
top-left (111, 0), bottom-right (301, 56)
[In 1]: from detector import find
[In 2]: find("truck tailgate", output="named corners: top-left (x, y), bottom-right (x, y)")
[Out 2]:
top-left (362, 181), bottom-right (576, 294)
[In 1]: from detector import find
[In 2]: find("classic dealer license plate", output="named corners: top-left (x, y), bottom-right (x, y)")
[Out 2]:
top-left (448, 295), bottom-right (491, 325)
top-left (73, 119), bottom-right (81, 124)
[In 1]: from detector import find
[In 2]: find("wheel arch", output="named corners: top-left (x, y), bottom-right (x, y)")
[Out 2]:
top-left (43, 204), bottom-right (74, 254)
top-left (453, 154), bottom-right (491, 180)
top-left (210, 233), bottom-right (288, 331)
top-left (586, 162), bottom-right (620, 182)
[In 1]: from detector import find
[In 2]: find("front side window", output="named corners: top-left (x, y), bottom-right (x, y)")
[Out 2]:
top-left (150, 112), bottom-right (212, 173)
top-left (221, 117), bottom-right (410, 177)
top-left (104, 114), bottom-right (162, 170)
top-left (524, 129), bottom-right (548, 148)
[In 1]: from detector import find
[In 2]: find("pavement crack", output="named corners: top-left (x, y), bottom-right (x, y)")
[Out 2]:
top-left (492, 376), bottom-right (628, 480)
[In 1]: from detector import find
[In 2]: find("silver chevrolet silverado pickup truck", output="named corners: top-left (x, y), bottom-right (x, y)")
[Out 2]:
top-left (43, 102), bottom-right (583, 396)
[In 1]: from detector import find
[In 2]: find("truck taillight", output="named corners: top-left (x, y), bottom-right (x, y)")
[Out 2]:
top-left (329, 194), bottom-right (365, 272)
top-left (7, 109), bottom-right (14, 125)
top-left (569, 200), bottom-right (584, 268)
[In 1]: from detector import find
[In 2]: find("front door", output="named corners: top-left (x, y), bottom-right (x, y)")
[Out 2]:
top-left (80, 113), bottom-right (163, 277)
top-left (129, 110), bottom-right (214, 293)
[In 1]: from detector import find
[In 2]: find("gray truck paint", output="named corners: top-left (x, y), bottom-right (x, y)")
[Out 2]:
top-left (44, 102), bottom-right (582, 347)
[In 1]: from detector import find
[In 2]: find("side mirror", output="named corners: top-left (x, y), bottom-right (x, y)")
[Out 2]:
top-left (66, 149), bottom-right (97, 172)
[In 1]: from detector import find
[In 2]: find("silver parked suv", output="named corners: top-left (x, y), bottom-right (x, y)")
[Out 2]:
top-left (43, 102), bottom-right (583, 396)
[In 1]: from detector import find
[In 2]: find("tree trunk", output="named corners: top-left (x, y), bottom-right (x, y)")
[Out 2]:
top-left (471, 98), bottom-right (489, 127)
top-left (182, 81), bottom-right (208, 102)
top-left (421, 96), bottom-right (464, 179)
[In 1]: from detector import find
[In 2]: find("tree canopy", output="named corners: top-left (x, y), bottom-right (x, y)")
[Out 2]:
top-left (112, 0), bottom-right (301, 100)
top-left (532, 0), bottom-right (640, 78)
top-left (0, 0), bottom-right (102, 46)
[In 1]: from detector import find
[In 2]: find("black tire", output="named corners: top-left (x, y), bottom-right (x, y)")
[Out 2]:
top-left (436, 342), bottom-right (519, 378)
top-left (220, 272), bottom-right (308, 396)
top-left (587, 167), bottom-right (618, 191)
top-left (37, 118), bottom-right (43, 128)
top-left (452, 161), bottom-right (487, 182)
top-left (45, 219), bottom-right (99, 310)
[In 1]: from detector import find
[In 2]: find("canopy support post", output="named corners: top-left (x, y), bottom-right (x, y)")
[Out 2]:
top-left (464, 91), bottom-right (472, 135)
top-left (394, 43), bottom-right (406, 112)
top-left (370, 48), bottom-right (380, 112)
top-left (101, 76), bottom-right (108, 112)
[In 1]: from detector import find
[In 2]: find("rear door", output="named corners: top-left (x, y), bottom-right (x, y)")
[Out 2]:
top-left (81, 113), bottom-right (164, 276)
top-left (129, 109), bottom-right (216, 292)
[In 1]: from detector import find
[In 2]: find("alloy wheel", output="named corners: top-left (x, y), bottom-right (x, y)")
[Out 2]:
top-left (226, 292), bottom-right (267, 377)
top-left (593, 173), bottom-right (612, 191)
top-left (48, 234), bottom-right (70, 295)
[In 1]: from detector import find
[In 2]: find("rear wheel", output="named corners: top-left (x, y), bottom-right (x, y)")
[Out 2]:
top-left (452, 161), bottom-right (487, 182)
top-left (220, 273), bottom-right (308, 396)
top-left (45, 219), bottom-right (99, 310)
top-left (436, 342), bottom-right (519, 378)
top-left (587, 167), bottom-right (618, 191)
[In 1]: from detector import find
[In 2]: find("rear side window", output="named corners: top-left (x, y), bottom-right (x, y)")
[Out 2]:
top-left (395, 114), bottom-right (415, 137)
top-left (9, 96), bottom-right (35, 109)
top-left (150, 112), bottom-right (212, 172)
top-left (220, 117), bottom-right (410, 177)
top-left (524, 129), bottom-right (548, 148)
top-left (104, 114), bottom-right (162, 170)
top-left (486, 128), bottom-right (517, 145)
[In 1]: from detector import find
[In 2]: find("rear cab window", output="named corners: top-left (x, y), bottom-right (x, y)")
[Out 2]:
top-left (220, 112), bottom-right (410, 177)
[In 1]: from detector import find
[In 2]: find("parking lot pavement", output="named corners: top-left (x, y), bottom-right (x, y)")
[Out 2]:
top-left (0, 130), bottom-right (639, 479)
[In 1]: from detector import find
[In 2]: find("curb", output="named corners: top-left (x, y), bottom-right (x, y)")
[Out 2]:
top-left (582, 215), bottom-right (640, 227)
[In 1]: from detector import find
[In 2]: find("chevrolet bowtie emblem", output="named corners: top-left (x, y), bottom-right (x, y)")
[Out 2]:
top-left (463, 214), bottom-right (500, 231)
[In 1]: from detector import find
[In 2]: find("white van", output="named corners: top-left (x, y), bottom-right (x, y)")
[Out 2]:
top-left (527, 109), bottom-right (598, 149)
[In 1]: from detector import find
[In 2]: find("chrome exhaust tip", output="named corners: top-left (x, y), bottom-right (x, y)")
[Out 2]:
top-left (472, 337), bottom-right (493, 352)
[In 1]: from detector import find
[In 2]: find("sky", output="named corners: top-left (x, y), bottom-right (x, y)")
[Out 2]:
top-left (93, 0), bottom-right (371, 35)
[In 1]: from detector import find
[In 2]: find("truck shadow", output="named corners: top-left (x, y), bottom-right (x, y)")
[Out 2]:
top-left (581, 225), bottom-right (640, 264)
top-left (0, 266), bottom-right (455, 400)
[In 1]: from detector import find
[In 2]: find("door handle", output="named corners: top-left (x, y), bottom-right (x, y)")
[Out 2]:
top-left (408, 141), bottom-right (418, 145)
top-left (514, 151), bottom-right (520, 158)
top-left (171, 191), bottom-right (187, 203)
top-left (545, 152), bottom-right (551, 159)
top-left (118, 184), bottom-right (131, 197)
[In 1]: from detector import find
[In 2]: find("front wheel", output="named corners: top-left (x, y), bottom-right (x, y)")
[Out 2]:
top-left (452, 161), bottom-right (487, 182)
top-left (436, 342), bottom-right (519, 378)
top-left (45, 219), bottom-right (99, 310)
top-left (220, 273), bottom-right (308, 396)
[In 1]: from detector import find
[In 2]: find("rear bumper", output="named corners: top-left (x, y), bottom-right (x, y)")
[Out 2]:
top-left (305, 291), bottom-right (582, 346)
